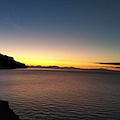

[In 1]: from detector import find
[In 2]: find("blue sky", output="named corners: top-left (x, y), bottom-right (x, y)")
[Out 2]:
top-left (0, 0), bottom-right (120, 69)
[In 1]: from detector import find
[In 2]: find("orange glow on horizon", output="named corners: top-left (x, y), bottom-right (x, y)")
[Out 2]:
top-left (13, 56), bottom-right (120, 71)
top-left (1, 48), bottom-right (120, 71)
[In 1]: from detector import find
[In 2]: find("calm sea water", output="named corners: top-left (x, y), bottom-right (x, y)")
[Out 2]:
top-left (0, 68), bottom-right (120, 120)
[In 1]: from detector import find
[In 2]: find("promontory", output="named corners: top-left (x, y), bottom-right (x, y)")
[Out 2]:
top-left (0, 53), bottom-right (27, 69)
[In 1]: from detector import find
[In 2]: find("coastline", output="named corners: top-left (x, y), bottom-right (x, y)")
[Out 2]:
top-left (0, 100), bottom-right (21, 120)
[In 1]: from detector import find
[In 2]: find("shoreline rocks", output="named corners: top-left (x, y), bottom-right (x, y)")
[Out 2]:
top-left (0, 100), bottom-right (21, 120)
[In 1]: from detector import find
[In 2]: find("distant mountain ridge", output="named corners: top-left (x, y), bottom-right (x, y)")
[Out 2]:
top-left (0, 53), bottom-right (27, 69)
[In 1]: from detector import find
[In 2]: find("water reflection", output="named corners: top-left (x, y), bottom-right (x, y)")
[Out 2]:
top-left (0, 69), bottom-right (120, 120)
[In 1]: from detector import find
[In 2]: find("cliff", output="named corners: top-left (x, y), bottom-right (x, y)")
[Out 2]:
top-left (0, 53), bottom-right (27, 69)
top-left (0, 100), bottom-right (21, 120)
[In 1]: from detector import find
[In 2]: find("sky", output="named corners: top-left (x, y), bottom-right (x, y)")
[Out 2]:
top-left (0, 0), bottom-right (120, 70)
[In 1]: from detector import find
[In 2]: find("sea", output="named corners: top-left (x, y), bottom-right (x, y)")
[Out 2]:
top-left (0, 68), bottom-right (120, 120)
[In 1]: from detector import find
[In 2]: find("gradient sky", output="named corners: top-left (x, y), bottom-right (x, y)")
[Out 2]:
top-left (0, 0), bottom-right (120, 70)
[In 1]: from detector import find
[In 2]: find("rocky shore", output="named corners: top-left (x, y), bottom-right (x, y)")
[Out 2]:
top-left (0, 53), bottom-right (27, 69)
top-left (0, 100), bottom-right (21, 120)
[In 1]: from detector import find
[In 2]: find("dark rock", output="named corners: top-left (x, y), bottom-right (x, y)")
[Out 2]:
top-left (0, 100), bottom-right (21, 120)
top-left (0, 53), bottom-right (27, 69)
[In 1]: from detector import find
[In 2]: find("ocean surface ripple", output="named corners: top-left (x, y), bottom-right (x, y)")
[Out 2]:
top-left (0, 68), bottom-right (120, 120)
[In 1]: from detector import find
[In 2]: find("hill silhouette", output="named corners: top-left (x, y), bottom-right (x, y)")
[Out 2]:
top-left (0, 53), bottom-right (27, 69)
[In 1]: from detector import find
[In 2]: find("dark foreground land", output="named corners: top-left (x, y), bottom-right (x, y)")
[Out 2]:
top-left (0, 100), bottom-right (21, 120)
top-left (0, 53), bottom-right (27, 69)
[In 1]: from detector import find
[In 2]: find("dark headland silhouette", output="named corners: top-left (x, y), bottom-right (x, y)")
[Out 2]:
top-left (0, 53), bottom-right (27, 69)
top-left (0, 100), bottom-right (21, 120)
